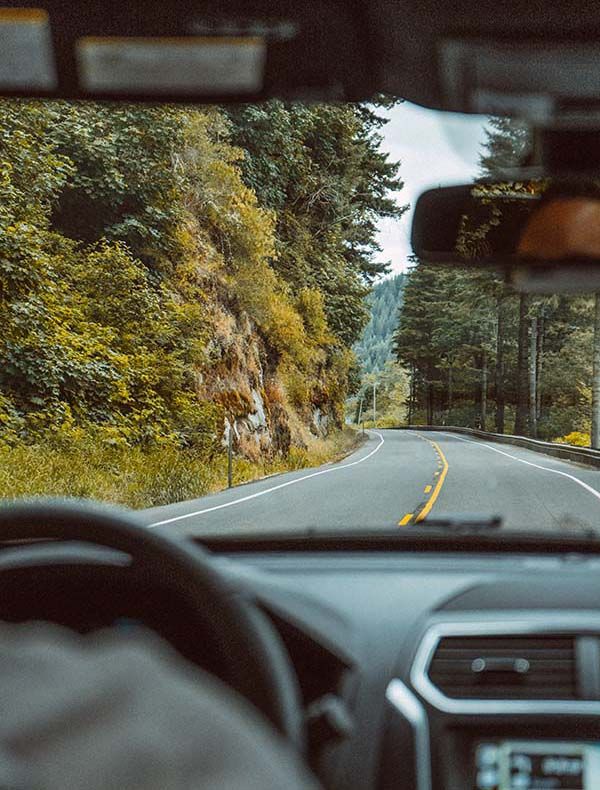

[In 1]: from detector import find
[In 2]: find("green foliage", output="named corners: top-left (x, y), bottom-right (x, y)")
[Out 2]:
top-left (388, 115), bottom-right (596, 438)
top-left (0, 428), bottom-right (363, 508)
top-left (392, 256), bottom-right (597, 436)
top-left (479, 117), bottom-right (532, 176)
top-left (49, 103), bottom-right (189, 269)
top-left (354, 274), bottom-right (405, 374)
top-left (227, 100), bottom-right (407, 347)
top-left (0, 101), bottom-right (224, 452)
top-left (0, 95), bottom-right (403, 481)
top-left (350, 359), bottom-right (408, 426)
top-left (553, 431), bottom-right (591, 447)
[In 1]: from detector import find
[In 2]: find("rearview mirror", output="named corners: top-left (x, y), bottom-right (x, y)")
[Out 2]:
top-left (411, 182), bottom-right (600, 293)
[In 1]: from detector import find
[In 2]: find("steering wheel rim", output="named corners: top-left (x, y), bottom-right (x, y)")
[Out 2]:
top-left (0, 499), bottom-right (304, 746)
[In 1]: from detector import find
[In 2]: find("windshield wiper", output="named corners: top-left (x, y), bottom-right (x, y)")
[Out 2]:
top-left (416, 514), bottom-right (503, 531)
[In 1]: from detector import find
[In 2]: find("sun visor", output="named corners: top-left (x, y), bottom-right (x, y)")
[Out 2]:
top-left (0, 1), bottom-right (372, 103)
top-left (77, 36), bottom-right (266, 96)
top-left (0, 8), bottom-right (56, 90)
top-left (440, 39), bottom-right (600, 124)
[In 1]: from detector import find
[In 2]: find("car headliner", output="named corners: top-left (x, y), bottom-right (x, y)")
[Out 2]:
top-left (2, 0), bottom-right (599, 109)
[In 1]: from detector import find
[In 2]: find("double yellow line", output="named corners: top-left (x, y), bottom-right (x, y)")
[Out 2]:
top-left (398, 436), bottom-right (449, 526)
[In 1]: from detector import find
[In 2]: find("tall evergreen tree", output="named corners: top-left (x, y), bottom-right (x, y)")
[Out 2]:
top-left (227, 101), bottom-right (408, 347)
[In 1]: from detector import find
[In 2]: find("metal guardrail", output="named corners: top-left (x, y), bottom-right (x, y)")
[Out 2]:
top-left (393, 425), bottom-right (600, 469)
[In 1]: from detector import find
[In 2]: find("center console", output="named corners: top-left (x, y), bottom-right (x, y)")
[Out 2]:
top-left (379, 613), bottom-right (600, 790)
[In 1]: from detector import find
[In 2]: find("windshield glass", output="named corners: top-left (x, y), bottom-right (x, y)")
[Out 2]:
top-left (5, 97), bottom-right (597, 537)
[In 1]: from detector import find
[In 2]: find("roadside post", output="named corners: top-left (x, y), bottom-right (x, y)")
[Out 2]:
top-left (227, 427), bottom-right (233, 488)
top-left (357, 395), bottom-right (364, 427)
top-left (372, 381), bottom-right (377, 427)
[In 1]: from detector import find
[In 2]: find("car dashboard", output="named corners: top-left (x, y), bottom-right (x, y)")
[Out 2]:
top-left (206, 540), bottom-right (600, 790)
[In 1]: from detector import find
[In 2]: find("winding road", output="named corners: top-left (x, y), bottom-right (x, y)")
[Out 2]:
top-left (142, 430), bottom-right (600, 535)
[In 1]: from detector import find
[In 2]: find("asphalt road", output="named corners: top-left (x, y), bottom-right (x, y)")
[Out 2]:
top-left (142, 429), bottom-right (600, 536)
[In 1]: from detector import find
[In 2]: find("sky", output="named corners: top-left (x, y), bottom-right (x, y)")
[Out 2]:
top-left (376, 102), bottom-right (490, 274)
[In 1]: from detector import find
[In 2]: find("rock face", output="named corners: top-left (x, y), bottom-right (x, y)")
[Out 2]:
top-left (247, 388), bottom-right (268, 432)
top-left (312, 407), bottom-right (329, 434)
top-left (203, 305), bottom-right (333, 461)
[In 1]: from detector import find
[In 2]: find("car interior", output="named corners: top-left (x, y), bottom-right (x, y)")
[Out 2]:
top-left (5, 2), bottom-right (600, 789)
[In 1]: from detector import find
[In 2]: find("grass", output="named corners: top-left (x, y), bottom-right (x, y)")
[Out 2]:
top-left (0, 428), bottom-right (365, 510)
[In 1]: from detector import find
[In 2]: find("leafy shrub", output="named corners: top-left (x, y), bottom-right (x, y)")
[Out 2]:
top-left (538, 406), bottom-right (591, 443)
top-left (552, 431), bottom-right (591, 447)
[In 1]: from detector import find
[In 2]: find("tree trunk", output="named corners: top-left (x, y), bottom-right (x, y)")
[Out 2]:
top-left (480, 351), bottom-right (488, 432)
top-left (529, 316), bottom-right (538, 439)
top-left (515, 293), bottom-right (530, 436)
top-left (426, 381), bottom-right (433, 426)
top-left (536, 312), bottom-right (544, 421)
top-left (495, 294), bottom-right (506, 433)
top-left (407, 367), bottom-right (414, 426)
top-left (447, 366), bottom-right (453, 425)
top-left (592, 294), bottom-right (600, 448)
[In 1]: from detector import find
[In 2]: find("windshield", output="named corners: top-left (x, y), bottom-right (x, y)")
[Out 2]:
top-left (4, 96), bottom-right (597, 538)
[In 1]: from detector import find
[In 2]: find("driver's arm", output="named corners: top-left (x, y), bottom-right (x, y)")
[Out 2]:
top-left (0, 622), bottom-right (319, 790)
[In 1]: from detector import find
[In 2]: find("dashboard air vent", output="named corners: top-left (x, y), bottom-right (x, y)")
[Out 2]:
top-left (428, 635), bottom-right (577, 700)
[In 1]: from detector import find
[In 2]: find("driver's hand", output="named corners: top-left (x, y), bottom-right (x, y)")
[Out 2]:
top-left (0, 622), bottom-right (319, 790)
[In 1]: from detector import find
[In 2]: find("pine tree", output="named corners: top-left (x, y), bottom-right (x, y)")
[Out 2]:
top-left (227, 101), bottom-right (408, 347)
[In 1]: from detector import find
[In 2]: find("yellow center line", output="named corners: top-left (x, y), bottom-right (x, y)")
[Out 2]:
top-left (424, 484), bottom-right (432, 493)
top-left (399, 513), bottom-right (413, 526)
top-left (415, 438), bottom-right (449, 523)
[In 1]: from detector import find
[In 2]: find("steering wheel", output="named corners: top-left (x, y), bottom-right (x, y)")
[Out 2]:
top-left (0, 499), bottom-right (304, 747)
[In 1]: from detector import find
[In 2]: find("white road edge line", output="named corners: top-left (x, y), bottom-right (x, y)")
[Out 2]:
top-left (147, 430), bottom-right (385, 527)
top-left (438, 431), bottom-right (600, 504)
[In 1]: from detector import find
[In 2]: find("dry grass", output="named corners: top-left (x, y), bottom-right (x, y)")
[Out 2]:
top-left (0, 428), bottom-right (364, 510)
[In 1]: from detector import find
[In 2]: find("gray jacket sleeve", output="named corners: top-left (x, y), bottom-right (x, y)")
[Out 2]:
top-left (0, 622), bottom-right (320, 790)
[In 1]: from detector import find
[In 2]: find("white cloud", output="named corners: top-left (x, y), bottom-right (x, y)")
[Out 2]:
top-left (375, 102), bottom-right (489, 274)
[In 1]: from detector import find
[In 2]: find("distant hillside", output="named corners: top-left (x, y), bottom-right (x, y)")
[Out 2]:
top-left (354, 274), bottom-right (405, 374)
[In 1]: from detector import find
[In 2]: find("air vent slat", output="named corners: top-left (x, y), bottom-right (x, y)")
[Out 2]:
top-left (431, 675), bottom-right (572, 690)
top-left (436, 651), bottom-right (573, 672)
top-left (434, 649), bottom-right (574, 659)
top-left (427, 634), bottom-right (577, 700)
top-left (440, 686), bottom-right (577, 699)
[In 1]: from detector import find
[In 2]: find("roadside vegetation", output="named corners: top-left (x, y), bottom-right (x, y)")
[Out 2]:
top-left (0, 99), bottom-right (403, 505)
top-left (350, 117), bottom-right (600, 447)
top-left (348, 276), bottom-right (408, 428)
top-left (353, 274), bottom-right (405, 374)
top-left (393, 118), bottom-right (600, 443)
top-left (0, 428), bottom-right (363, 509)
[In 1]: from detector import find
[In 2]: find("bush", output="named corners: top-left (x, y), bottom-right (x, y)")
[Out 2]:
top-left (538, 407), bottom-right (591, 443)
top-left (552, 431), bottom-right (591, 447)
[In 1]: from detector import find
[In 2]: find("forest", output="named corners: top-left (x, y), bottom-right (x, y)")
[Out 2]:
top-left (394, 118), bottom-right (598, 446)
top-left (0, 99), bottom-right (404, 504)
top-left (354, 274), bottom-right (405, 375)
